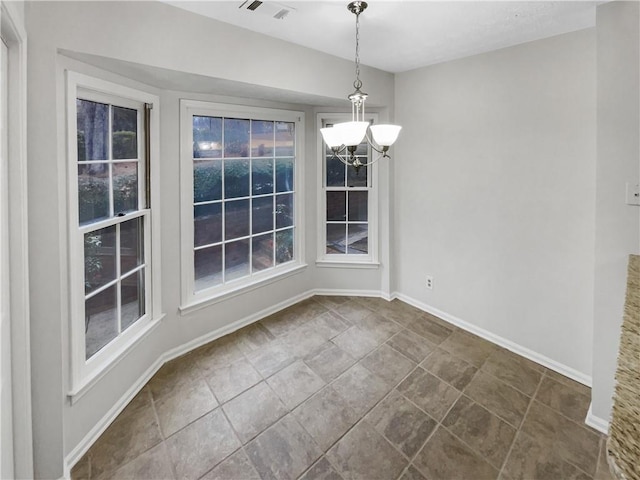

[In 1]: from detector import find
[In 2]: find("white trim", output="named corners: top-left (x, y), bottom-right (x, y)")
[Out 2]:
top-left (179, 99), bottom-right (306, 310)
top-left (585, 403), bottom-right (610, 434)
top-left (63, 289), bottom-right (314, 479)
top-left (66, 72), bottom-right (163, 396)
top-left (392, 291), bottom-right (593, 387)
top-left (315, 260), bottom-right (380, 269)
top-left (179, 263), bottom-right (307, 315)
top-left (317, 112), bottom-right (379, 265)
top-left (1, 2), bottom-right (33, 477)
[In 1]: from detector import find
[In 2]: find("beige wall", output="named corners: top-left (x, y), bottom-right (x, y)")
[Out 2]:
top-left (394, 29), bottom-right (597, 378)
top-left (592, 0), bottom-right (640, 424)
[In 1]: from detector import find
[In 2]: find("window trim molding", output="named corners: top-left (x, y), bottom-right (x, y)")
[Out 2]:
top-left (316, 112), bottom-right (379, 266)
top-left (66, 71), bottom-right (163, 398)
top-left (179, 100), bottom-right (306, 310)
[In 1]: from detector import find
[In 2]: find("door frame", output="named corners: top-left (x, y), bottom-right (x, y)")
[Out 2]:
top-left (1, 2), bottom-right (32, 478)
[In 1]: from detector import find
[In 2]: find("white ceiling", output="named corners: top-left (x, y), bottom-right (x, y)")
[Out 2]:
top-left (164, 1), bottom-right (598, 73)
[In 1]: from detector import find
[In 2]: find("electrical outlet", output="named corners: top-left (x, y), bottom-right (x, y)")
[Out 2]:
top-left (626, 182), bottom-right (640, 206)
top-left (426, 275), bottom-right (433, 290)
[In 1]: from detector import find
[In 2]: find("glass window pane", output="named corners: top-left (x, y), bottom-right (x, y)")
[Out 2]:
top-left (348, 191), bottom-right (368, 222)
top-left (195, 245), bottom-right (222, 291)
top-left (326, 224), bottom-right (346, 254)
top-left (347, 224), bottom-right (368, 254)
top-left (251, 120), bottom-right (274, 157)
top-left (347, 164), bottom-right (367, 187)
top-left (326, 157), bottom-right (345, 187)
top-left (85, 285), bottom-right (118, 359)
top-left (252, 233), bottom-right (273, 272)
top-left (275, 229), bottom-right (294, 265)
top-left (326, 191), bottom-right (346, 221)
top-left (78, 163), bottom-right (110, 225)
top-left (225, 199), bottom-right (250, 240)
top-left (224, 159), bottom-right (250, 199)
top-left (113, 162), bottom-right (138, 215)
top-left (84, 225), bottom-right (117, 295)
top-left (121, 269), bottom-right (145, 332)
top-left (275, 121), bottom-right (295, 156)
top-left (194, 160), bottom-right (222, 202)
top-left (194, 203), bottom-right (222, 247)
top-left (224, 118), bottom-right (250, 158)
top-left (252, 158), bottom-right (273, 195)
top-left (225, 239), bottom-right (250, 281)
top-left (77, 99), bottom-right (108, 161)
top-left (112, 106), bottom-right (138, 160)
top-left (252, 196), bottom-right (273, 235)
top-left (193, 116), bottom-right (222, 158)
top-left (120, 217), bottom-right (144, 274)
top-left (275, 193), bottom-right (293, 229)
top-left (276, 158), bottom-right (294, 193)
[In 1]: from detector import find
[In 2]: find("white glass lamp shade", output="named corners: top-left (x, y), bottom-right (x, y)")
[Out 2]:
top-left (335, 121), bottom-right (369, 146)
top-left (370, 124), bottom-right (402, 147)
top-left (320, 127), bottom-right (344, 148)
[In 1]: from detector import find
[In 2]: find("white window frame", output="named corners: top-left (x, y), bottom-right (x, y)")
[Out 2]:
top-left (316, 112), bottom-right (379, 267)
top-left (66, 72), bottom-right (163, 399)
top-left (180, 100), bottom-right (306, 313)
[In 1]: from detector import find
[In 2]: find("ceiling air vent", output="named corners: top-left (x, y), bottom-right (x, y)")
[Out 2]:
top-left (239, 0), bottom-right (295, 20)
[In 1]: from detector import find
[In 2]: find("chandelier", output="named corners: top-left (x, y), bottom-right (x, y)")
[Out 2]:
top-left (320, 1), bottom-right (402, 171)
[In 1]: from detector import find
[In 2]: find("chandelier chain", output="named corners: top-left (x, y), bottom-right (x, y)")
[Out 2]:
top-left (354, 10), bottom-right (362, 90)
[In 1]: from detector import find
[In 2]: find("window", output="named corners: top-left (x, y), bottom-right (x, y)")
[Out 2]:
top-left (67, 73), bottom-right (161, 395)
top-left (180, 101), bottom-right (305, 310)
top-left (318, 114), bottom-right (378, 266)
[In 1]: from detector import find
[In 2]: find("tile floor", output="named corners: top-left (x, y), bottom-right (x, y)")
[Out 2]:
top-left (71, 296), bottom-right (615, 480)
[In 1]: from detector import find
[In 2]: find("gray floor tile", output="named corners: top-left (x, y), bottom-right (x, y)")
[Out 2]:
top-left (397, 367), bottom-right (461, 421)
top-left (360, 344), bottom-right (415, 386)
top-left (299, 457), bottom-right (343, 480)
top-left (440, 331), bottom-right (496, 367)
top-left (465, 371), bottom-right (530, 428)
top-left (200, 448), bottom-right (260, 480)
top-left (413, 427), bottom-right (498, 480)
top-left (165, 408), bottom-right (240, 480)
top-left (304, 342), bottom-right (356, 382)
top-left (442, 395), bottom-right (516, 469)
top-left (405, 316), bottom-right (453, 345)
top-left (332, 326), bottom-right (378, 359)
top-left (535, 375), bottom-right (591, 423)
top-left (386, 329), bottom-right (437, 363)
top-left (366, 390), bottom-right (436, 458)
top-left (482, 348), bottom-right (543, 396)
top-left (421, 347), bottom-right (477, 390)
top-left (399, 465), bottom-right (427, 480)
top-left (94, 443), bottom-right (174, 480)
top-left (222, 382), bottom-right (288, 444)
top-left (350, 312), bottom-right (403, 343)
top-left (292, 386), bottom-right (360, 451)
top-left (155, 377), bottom-right (218, 438)
top-left (245, 415), bottom-right (322, 480)
top-left (327, 421), bottom-right (407, 480)
top-left (332, 363), bottom-right (390, 417)
top-left (246, 340), bottom-right (296, 378)
top-left (203, 357), bottom-right (262, 404)
top-left (267, 360), bottom-right (326, 409)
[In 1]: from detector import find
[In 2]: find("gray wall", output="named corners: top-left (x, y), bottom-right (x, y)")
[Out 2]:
top-left (25, 2), bottom-right (393, 477)
top-left (394, 29), bottom-right (597, 378)
top-left (592, 1), bottom-right (640, 423)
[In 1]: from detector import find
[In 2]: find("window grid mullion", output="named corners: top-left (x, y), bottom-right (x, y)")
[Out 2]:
top-left (116, 222), bottom-right (122, 334)
top-left (249, 121), bottom-right (253, 276)
top-left (108, 105), bottom-right (114, 218)
top-left (221, 121), bottom-right (226, 284)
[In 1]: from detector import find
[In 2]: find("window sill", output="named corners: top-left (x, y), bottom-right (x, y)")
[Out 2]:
top-left (180, 263), bottom-right (308, 316)
top-left (316, 259), bottom-right (380, 269)
top-left (68, 313), bottom-right (165, 403)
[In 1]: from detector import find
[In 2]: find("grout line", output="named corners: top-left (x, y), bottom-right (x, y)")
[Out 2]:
top-left (497, 368), bottom-right (545, 478)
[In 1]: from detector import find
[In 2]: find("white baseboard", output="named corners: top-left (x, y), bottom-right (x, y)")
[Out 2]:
top-left (312, 288), bottom-right (385, 299)
top-left (63, 290), bottom-right (314, 478)
top-left (585, 403), bottom-right (610, 434)
top-left (392, 292), bottom-right (593, 387)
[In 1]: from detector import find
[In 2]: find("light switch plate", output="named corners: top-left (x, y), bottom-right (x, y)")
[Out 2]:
top-left (626, 182), bottom-right (640, 206)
